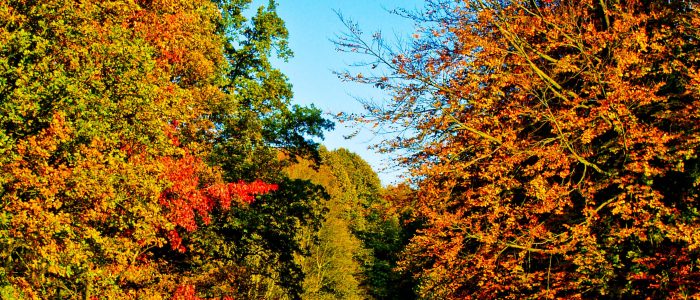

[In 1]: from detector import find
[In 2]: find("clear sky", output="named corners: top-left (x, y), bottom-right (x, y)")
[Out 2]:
top-left (270, 0), bottom-right (423, 186)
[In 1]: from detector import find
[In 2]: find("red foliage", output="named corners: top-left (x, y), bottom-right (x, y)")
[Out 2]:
top-left (223, 180), bottom-right (279, 205)
top-left (159, 153), bottom-right (277, 250)
top-left (172, 285), bottom-right (201, 300)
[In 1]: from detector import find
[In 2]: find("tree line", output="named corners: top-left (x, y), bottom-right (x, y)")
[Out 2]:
top-left (2, 0), bottom-right (699, 299)
top-left (1, 0), bottom-right (415, 298)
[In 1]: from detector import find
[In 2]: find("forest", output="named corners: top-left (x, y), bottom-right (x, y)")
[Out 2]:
top-left (0, 0), bottom-right (698, 299)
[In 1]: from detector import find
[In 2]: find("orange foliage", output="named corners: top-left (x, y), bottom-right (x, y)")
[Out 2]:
top-left (339, 0), bottom-right (700, 298)
top-left (0, 0), bottom-right (277, 298)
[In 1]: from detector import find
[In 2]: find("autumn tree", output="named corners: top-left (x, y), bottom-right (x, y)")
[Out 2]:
top-left (0, 0), bottom-right (234, 297)
top-left (0, 0), bottom-right (329, 298)
top-left (338, 0), bottom-right (700, 298)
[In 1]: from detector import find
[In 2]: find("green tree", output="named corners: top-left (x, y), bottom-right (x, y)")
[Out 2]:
top-left (286, 148), bottom-right (418, 299)
top-left (176, 1), bottom-right (333, 298)
top-left (358, 184), bottom-right (419, 300)
top-left (329, 151), bottom-right (417, 300)
top-left (285, 148), bottom-right (367, 300)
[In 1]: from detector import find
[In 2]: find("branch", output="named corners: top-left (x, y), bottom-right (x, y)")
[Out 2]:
top-left (448, 114), bottom-right (502, 144)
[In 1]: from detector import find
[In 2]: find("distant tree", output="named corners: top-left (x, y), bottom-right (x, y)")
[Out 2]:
top-left (286, 148), bottom-right (419, 299)
top-left (357, 183), bottom-right (419, 300)
top-left (338, 0), bottom-right (700, 298)
top-left (326, 149), bottom-right (418, 299)
top-left (285, 148), bottom-right (367, 300)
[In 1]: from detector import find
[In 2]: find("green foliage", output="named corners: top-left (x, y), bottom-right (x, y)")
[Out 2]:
top-left (285, 148), bottom-right (419, 299)
top-left (285, 148), bottom-right (367, 299)
top-left (323, 149), bottom-right (419, 299)
top-left (264, 104), bottom-right (334, 165)
top-left (209, 0), bottom-right (332, 179)
top-left (178, 178), bottom-right (327, 299)
top-left (198, 1), bottom-right (334, 298)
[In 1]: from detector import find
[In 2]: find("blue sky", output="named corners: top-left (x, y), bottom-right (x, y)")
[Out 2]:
top-left (270, 0), bottom-right (423, 185)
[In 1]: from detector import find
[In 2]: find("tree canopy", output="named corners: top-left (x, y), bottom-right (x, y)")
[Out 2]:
top-left (338, 0), bottom-right (700, 298)
top-left (1, 0), bottom-right (330, 298)
top-left (2, 0), bottom-right (699, 299)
